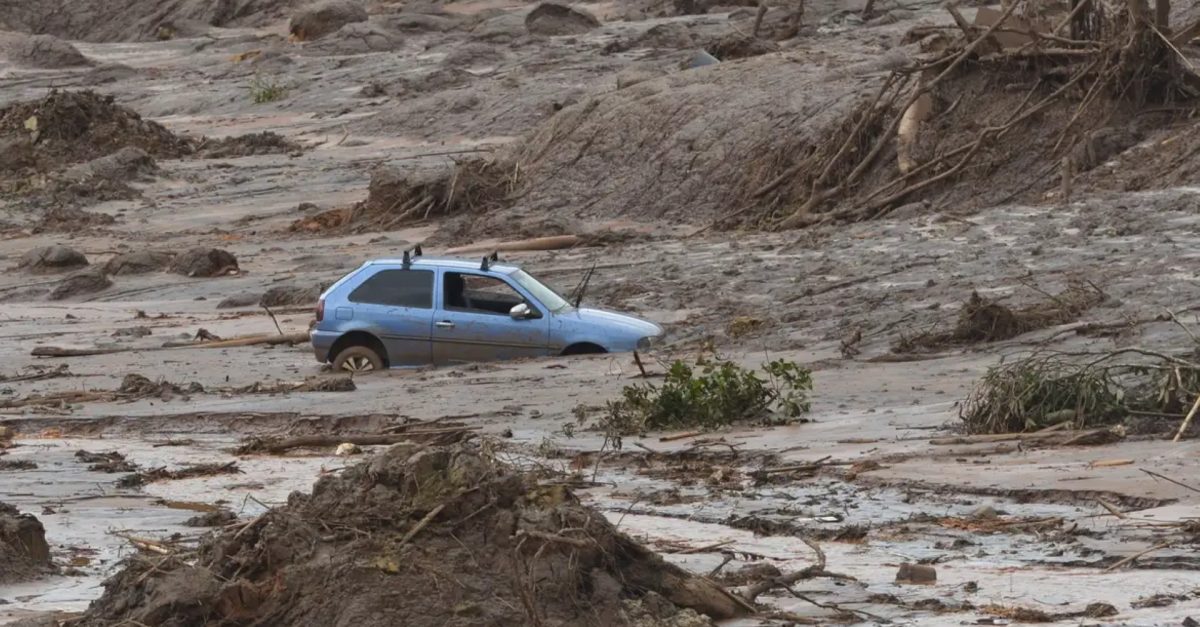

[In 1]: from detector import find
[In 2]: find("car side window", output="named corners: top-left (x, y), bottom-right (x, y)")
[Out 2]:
top-left (443, 272), bottom-right (533, 316)
top-left (348, 269), bottom-right (433, 308)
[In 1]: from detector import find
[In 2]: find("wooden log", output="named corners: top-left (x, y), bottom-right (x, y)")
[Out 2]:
top-left (31, 346), bottom-right (127, 358)
top-left (32, 332), bottom-right (310, 358)
top-left (445, 235), bottom-right (582, 255)
top-left (238, 428), bottom-right (478, 454)
top-left (930, 426), bottom-right (1123, 446)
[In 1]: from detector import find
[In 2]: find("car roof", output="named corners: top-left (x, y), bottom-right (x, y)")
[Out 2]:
top-left (364, 256), bottom-right (520, 274)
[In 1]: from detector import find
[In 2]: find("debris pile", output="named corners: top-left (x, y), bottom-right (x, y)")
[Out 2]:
top-left (961, 348), bottom-right (1200, 434)
top-left (894, 284), bottom-right (1106, 352)
top-left (0, 502), bottom-right (53, 583)
top-left (503, 1), bottom-right (1200, 231)
top-left (80, 443), bottom-right (743, 626)
top-left (194, 131), bottom-right (300, 159)
top-left (1, 91), bottom-right (302, 224)
top-left (0, 90), bottom-right (191, 175)
top-left (0, 0), bottom-right (300, 42)
top-left (75, 449), bottom-right (138, 473)
top-left (525, 2), bottom-right (600, 36)
top-left (289, 0), bottom-right (368, 40)
top-left (118, 461), bottom-right (241, 488)
top-left (291, 159), bottom-right (516, 233)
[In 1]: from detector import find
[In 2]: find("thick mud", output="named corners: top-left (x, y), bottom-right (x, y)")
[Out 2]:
top-left (4, 0), bottom-right (1200, 625)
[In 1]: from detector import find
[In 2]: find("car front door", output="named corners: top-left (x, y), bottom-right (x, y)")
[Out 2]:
top-left (346, 268), bottom-right (434, 366)
top-left (432, 270), bottom-right (551, 365)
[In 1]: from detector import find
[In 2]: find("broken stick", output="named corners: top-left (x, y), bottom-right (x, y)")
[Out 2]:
top-left (1172, 392), bottom-right (1200, 442)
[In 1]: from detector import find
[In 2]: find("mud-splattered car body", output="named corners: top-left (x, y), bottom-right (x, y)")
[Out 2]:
top-left (311, 255), bottom-right (662, 372)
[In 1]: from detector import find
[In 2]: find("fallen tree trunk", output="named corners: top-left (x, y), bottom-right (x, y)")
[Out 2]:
top-left (445, 235), bottom-right (582, 255)
top-left (236, 428), bottom-right (479, 454)
top-left (32, 333), bottom-right (310, 358)
top-left (30, 347), bottom-right (127, 357)
top-left (167, 332), bottom-right (310, 349)
top-left (930, 425), bottom-right (1124, 446)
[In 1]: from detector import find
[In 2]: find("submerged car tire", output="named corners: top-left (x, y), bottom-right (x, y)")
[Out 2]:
top-left (332, 345), bottom-right (384, 374)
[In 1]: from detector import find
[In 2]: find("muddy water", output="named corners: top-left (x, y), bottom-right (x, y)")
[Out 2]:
top-left (0, 436), bottom-right (342, 622)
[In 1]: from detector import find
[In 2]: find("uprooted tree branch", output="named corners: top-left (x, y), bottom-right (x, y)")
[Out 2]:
top-left (961, 345), bottom-right (1200, 434)
top-left (743, 0), bottom-right (1200, 229)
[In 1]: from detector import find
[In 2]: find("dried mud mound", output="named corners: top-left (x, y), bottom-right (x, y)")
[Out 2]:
top-left (0, 32), bottom-right (92, 68)
top-left (0, 0), bottom-right (301, 42)
top-left (508, 54), bottom-right (880, 226)
top-left (292, 160), bottom-right (515, 233)
top-left (18, 244), bottom-right (89, 273)
top-left (0, 91), bottom-right (191, 178)
top-left (525, 3), bottom-right (601, 36)
top-left (80, 444), bottom-right (740, 626)
top-left (289, 0), bottom-right (368, 40)
top-left (195, 132), bottom-right (300, 159)
top-left (0, 502), bottom-right (53, 584)
top-left (170, 248), bottom-right (239, 277)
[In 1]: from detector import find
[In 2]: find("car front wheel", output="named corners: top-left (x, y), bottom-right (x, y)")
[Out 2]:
top-left (332, 345), bottom-right (384, 374)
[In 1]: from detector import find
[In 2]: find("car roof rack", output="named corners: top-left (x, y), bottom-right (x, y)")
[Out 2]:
top-left (401, 245), bottom-right (425, 269)
top-left (480, 251), bottom-right (500, 271)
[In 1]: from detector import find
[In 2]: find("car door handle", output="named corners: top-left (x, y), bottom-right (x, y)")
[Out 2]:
top-left (436, 321), bottom-right (455, 329)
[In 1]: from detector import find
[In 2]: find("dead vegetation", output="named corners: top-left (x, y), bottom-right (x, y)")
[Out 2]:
top-left (80, 443), bottom-right (747, 626)
top-left (117, 461), bottom-right (241, 488)
top-left (894, 282), bottom-right (1106, 352)
top-left (499, 0), bottom-right (1200, 233)
top-left (745, 0), bottom-right (1200, 229)
top-left (0, 502), bottom-right (53, 583)
top-left (290, 158), bottom-right (518, 233)
top-left (961, 347), bottom-right (1200, 434)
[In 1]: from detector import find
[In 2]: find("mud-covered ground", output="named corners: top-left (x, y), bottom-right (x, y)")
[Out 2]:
top-left (4, 0), bottom-right (1200, 624)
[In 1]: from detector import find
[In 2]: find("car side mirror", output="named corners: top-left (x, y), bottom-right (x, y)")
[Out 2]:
top-left (509, 303), bottom-right (531, 320)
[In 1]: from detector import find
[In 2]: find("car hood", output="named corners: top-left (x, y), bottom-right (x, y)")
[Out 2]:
top-left (566, 307), bottom-right (662, 336)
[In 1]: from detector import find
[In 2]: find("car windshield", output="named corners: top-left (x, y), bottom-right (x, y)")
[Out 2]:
top-left (511, 269), bottom-right (570, 312)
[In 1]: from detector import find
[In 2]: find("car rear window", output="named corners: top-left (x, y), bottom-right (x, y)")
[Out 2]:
top-left (348, 269), bottom-right (433, 308)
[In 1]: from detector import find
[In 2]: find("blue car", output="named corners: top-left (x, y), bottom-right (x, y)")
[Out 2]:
top-left (311, 253), bottom-right (663, 372)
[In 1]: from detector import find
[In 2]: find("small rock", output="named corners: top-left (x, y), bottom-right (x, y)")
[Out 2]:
top-left (0, 426), bottom-right (14, 440)
top-left (336, 443), bottom-right (362, 456)
top-left (170, 248), bottom-right (238, 278)
top-left (112, 326), bottom-right (152, 338)
top-left (18, 245), bottom-right (89, 274)
top-left (969, 505), bottom-right (999, 520)
top-left (290, 0), bottom-right (369, 40)
top-left (1086, 603), bottom-right (1117, 618)
top-left (895, 563), bottom-right (936, 584)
